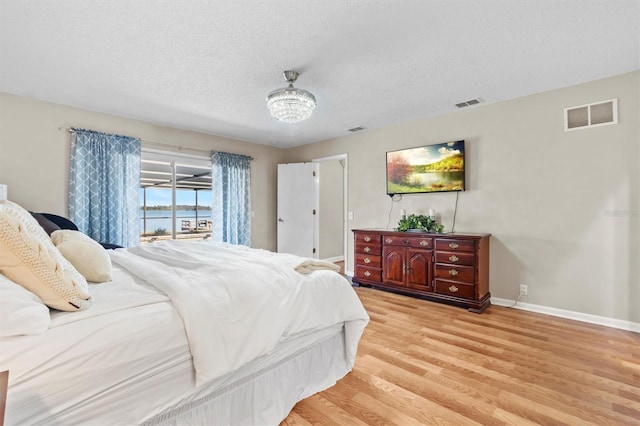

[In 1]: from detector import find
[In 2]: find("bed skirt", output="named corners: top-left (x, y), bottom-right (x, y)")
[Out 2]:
top-left (142, 329), bottom-right (350, 425)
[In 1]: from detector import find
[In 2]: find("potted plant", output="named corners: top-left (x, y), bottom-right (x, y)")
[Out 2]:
top-left (396, 214), bottom-right (444, 234)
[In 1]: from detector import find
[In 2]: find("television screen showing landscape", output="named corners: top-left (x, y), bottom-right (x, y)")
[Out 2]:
top-left (386, 140), bottom-right (465, 194)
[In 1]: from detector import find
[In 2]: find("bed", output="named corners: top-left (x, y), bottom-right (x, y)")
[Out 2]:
top-left (0, 200), bottom-right (369, 425)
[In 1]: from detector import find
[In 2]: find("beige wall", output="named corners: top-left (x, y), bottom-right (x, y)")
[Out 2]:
top-left (1, 72), bottom-right (638, 322)
top-left (287, 71), bottom-right (640, 323)
top-left (0, 93), bottom-right (284, 251)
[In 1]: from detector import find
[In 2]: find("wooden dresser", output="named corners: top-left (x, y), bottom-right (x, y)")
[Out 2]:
top-left (353, 229), bottom-right (491, 313)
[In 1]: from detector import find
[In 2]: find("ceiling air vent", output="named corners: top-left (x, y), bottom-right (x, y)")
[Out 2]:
top-left (348, 126), bottom-right (367, 132)
top-left (564, 99), bottom-right (618, 131)
top-left (455, 98), bottom-right (481, 108)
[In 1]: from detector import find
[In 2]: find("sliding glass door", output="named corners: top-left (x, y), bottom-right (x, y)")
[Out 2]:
top-left (140, 150), bottom-right (212, 243)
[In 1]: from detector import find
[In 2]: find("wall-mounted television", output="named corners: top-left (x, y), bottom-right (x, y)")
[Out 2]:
top-left (386, 140), bottom-right (465, 195)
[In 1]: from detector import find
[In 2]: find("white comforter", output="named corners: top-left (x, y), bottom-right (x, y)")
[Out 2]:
top-left (109, 241), bottom-right (369, 386)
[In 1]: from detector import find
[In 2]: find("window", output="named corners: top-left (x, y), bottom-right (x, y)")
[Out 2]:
top-left (140, 149), bottom-right (212, 243)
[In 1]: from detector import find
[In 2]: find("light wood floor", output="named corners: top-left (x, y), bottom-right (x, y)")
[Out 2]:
top-left (283, 287), bottom-right (640, 425)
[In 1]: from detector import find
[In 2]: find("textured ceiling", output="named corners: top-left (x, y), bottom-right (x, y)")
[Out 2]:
top-left (0, 1), bottom-right (638, 148)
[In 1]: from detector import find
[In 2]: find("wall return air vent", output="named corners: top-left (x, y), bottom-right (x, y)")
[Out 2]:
top-left (564, 98), bottom-right (618, 131)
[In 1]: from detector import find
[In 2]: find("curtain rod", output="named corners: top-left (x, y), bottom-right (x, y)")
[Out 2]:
top-left (59, 127), bottom-right (255, 160)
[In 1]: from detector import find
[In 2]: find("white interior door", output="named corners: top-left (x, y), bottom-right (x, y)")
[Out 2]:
top-left (277, 162), bottom-right (317, 257)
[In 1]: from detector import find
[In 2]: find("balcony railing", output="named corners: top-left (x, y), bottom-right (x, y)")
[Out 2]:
top-left (140, 213), bottom-right (212, 244)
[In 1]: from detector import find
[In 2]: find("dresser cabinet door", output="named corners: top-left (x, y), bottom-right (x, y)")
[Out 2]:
top-left (406, 249), bottom-right (432, 291)
top-left (382, 247), bottom-right (432, 289)
top-left (382, 247), bottom-right (405, 286)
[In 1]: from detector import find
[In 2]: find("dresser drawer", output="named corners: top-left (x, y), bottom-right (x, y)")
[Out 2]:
top-left (434, 279), bottom-right (475, 299)
top-left (355, 233), bottom-right (382, 245)
top-left (354, 266), bottom-right (382, 282)
top-left (435, 250), bottom-right (475, 266)
top-left (355, 253), bottom-right (381, 268)
top-left (435, 239), bottom-right (475, 253)
top-left (383, 235), bottom-right (433, 249)
top-left (355, 243), bottom-right (382, 256)
top-left (434, 263), bottom-right (475, 283)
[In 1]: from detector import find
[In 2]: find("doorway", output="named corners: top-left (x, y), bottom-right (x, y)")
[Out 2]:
top-left (313, 154), bottom-right (348, 264)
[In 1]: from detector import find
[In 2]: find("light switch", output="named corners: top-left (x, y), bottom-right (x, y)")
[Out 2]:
top-left (348, 211), bottom-right (354, 220)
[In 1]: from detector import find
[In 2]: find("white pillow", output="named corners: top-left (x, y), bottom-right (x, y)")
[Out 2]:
top-left (51, 230), bottom-right (112, 283)
top-left (0, 200), bottom-right (91, 311)
top-left (0, 273), bottom-right (50, 336)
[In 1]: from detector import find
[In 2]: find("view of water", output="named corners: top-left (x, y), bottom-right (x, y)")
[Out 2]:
top-left (414, 171), bottom-right (464, 186)
top-left (140, 210), bottom-right (212, 234)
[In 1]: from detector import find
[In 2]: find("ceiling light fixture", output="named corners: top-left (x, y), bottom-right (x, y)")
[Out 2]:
top-left (266, 70), bottom-right (316, 123)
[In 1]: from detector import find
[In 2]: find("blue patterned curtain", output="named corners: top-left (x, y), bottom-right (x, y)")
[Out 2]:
top-left (211, 151), bottom-right (251, 246)
top-left (68, 129), bottom-right (141, 247)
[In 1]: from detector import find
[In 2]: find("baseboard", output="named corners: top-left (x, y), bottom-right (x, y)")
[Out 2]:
top-left (348, 286), bottom-right (639, 333)
top-left (323, 256), bottom-right (344, 263)
top-left (491, 297), bottom-right (640, 333)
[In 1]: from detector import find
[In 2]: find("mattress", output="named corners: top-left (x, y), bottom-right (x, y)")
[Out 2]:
top-left (2, 267), bottom-right (182, 424)
top-left (1, 259), bottom-right (361, 425)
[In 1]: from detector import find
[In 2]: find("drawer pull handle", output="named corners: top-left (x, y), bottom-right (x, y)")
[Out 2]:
top-left (404, 240), bottom-right (410, 245)
top-left (364, 247), bottom-right (371, 253)
top-left (449, 255), bottom-right (459, 262)
top-left (449, 243), bottom-right (459, 249)
top-left (385, 238), bottom-right (393, 244)
top-left (364, 257), bottom-right (371, 264)
top-left (449, 269), bottom-right (458, 276)
top-left (420, 240), bottom-right (428, 247)
top-left (364, 271), bottom-right (371, 277)
top-left (364, 236), bottom-right (371, 242)
top-left (449, 285), bottom-right (459, 293)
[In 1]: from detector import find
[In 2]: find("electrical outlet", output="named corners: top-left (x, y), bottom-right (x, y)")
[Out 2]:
top-left (520, 284), bottom-right (528, 296)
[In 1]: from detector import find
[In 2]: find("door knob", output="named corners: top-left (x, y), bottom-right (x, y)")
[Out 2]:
top-left (278, 218), bottom-right (284, 222)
